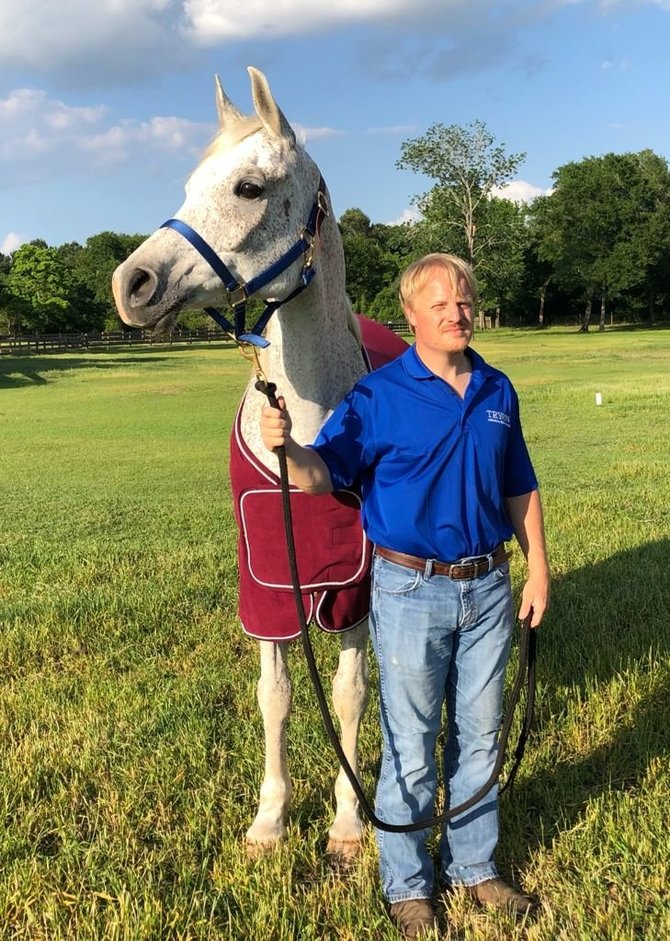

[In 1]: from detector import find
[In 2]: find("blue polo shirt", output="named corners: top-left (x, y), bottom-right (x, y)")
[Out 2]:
top-left (310, 344), bottom-right (538, 561)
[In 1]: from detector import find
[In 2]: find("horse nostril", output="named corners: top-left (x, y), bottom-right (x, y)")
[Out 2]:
top-left (128, 268), bottom-right (158, 307)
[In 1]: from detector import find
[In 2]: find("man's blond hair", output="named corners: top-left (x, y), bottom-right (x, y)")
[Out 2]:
top-left (399, 254), bottom-right (478, 326)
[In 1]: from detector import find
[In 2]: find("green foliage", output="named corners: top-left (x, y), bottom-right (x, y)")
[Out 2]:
top-left (531, 151), bottom-right (670, 329)
top-left (340, 209), bottom-right (411, 318)
top-left (366, 282), bottom-right (403, 324)
top-left (2, 232), bottom-right (149, 334)
top-left (6, 243), bottom-right (72, 331)
top-left (75, 231), bottom-right (148, 328)
top-left (398, 120), bottom-right (526, 267)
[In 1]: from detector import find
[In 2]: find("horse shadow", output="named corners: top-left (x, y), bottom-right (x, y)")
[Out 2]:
top-left (0, 354), bottom-right (175, 389)
top-left (500, 537), bottom-right (670, 870)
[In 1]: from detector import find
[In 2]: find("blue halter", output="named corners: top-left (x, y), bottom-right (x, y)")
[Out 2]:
top-left (160, 176), bottom-right (329, 348)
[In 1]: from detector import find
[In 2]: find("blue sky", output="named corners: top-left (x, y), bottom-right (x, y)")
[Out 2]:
top-left (1, 0), bottom-right (669, 254)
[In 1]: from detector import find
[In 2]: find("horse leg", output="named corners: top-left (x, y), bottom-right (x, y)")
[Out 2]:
top-left (245, 639), bottom-right (293, 850)
top-left (326, 621), bottom-right (369, 862)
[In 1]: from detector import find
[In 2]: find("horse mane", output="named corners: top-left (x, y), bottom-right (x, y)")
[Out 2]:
top-left (345, 299), bottom-right (362, 345)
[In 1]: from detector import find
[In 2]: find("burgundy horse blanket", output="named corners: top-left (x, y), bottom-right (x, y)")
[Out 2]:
top-left (229, 316), bottom-right (408, 641)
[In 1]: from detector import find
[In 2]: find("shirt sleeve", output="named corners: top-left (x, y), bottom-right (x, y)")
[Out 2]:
top-left (503, 388), bottom-right (538, 497)
top-left (308, 384), bottom-right (375, 491)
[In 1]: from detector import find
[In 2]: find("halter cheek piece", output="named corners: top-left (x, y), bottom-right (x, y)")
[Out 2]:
top-left (160, 176), bottom-right (329, 349)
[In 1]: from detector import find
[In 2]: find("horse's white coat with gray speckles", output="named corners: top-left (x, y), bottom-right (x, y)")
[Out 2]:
top-left (111, 68), bottom-right (369, 858)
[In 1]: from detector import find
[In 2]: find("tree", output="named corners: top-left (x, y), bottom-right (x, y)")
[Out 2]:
top-left (6, 243), bottom-right (73, 331)
top-left (474, 197), bottom-right (529, 326)
top-left (532, 152), bottom-right (670, 331)
top-left (339, 209), bottom-right (409, 318)
top-left (75, 231), bottom-right (147, 329)
top-left (397, 120), bottom-right (526, 267)
top-left (623, 150), bottom-right (670, 324)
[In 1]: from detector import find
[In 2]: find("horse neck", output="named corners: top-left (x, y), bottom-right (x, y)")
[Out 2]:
top-left (240, 217), bottom-right (367, 462)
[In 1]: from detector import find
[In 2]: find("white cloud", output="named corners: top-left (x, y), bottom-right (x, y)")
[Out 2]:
top-left (182, 0), bottom-right (424, 44)
top-left (1, 232), bottom-right (25, 254)
top-left (386, 207), bottom-right (421, 225)
top-left (0, 0), bottom-right (667, 84)
top-left (491, 180), bottom-right (552, 204)
top-left (0, 90), bottom-right (108, 163)
top-left (81, 115), bottom-right (212, 165)
top-left (292, 124), bottom-right (347, 145)
top-left (0, 0), bottom-right (188, 83)
top-left (0, 87), bottom-right (213, 185)
top-left (601, 57), bottom-right (629, 70)
top-left (0, 0), bottom-right (443, 78)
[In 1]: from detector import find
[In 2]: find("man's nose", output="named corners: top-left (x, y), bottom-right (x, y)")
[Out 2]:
top-left (445, 300), bottom-right (461, 321)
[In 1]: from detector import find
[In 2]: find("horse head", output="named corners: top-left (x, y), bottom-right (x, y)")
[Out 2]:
top-left (112, 68), bottom-right (327, 334)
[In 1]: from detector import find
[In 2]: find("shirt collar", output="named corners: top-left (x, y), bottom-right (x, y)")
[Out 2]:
top-left (402, 343), bottom-right (495, 381)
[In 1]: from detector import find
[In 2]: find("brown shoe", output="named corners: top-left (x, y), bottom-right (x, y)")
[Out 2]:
top-left (389, 898), bottom-right (437, 938)
top-left (467, 878), bottom-right (539, 916)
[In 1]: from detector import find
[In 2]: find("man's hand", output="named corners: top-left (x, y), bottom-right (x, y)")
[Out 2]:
top-left (518, 570), bottom-right (550, 628)
top-left (258, 393), bottom-right (333, 494)
top-left (505, 489), bottom-right (550, 629)
top-left (261, 395), bottom-right (292, 452)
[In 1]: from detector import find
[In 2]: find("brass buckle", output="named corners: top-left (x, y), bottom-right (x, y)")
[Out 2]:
top-left (317, 190), bottom-right (329, 216)
top-left (301, 229), bottom-right (315, 269)
top-left (227, 284), bottom-right (247, 308)
top-left (238, 341), bottom-right (267, 384)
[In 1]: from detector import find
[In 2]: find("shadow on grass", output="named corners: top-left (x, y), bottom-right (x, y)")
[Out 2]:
top-left (0, 344), bottom-right (233, 389)
top-left (0, 355), bottom-right (165, 389)
top-left (281, 539), bottom-right (670, 866)
top-left (604, 321), bottom-right (670, 333)
top-left (503, 537), bottom-right (670, 868)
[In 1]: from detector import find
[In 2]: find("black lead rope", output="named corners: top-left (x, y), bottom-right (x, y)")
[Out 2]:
top-left (256, 379), bottom-right (537, 833)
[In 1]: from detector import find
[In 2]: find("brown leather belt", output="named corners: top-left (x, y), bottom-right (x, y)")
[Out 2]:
top-left (375, 544), bottom-right (511, 580)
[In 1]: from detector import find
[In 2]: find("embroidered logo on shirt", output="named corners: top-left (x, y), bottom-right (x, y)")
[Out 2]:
top-left (486, 409), bottom-right (510, 427)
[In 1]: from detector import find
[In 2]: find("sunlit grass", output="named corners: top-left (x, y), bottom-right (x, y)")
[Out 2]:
top-left (1, 327), bottom-right (668, 939)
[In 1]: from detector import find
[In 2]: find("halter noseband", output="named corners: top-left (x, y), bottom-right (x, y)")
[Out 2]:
top-left (160, 176), bottom-right (329, 349)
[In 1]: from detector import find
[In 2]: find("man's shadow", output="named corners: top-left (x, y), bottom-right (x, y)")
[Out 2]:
top-left (501, 538), bottom-right (670, 867)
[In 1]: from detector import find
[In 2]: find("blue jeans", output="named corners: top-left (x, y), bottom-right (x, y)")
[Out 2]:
top-left (369, 551), bottom-right (515, 903)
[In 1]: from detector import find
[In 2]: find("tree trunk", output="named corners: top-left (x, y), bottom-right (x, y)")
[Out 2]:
top-left (579, 296), bottom-right (592, 333)
top-left (478, 310), bottom-right (486, 331)
top-left (494, 306), bottom-right (500, 329)
top-left (648, 286), bottom-right (656, 325)
top-left (538, 282), bottom-right (547, 328)
top-left (599, 296), bottom-right (606, 332)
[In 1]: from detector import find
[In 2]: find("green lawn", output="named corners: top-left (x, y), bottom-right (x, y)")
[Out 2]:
top-left (1, 327), bottom-right (668, 940)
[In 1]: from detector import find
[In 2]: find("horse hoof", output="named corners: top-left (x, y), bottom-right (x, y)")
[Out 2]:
top-left (245, 838), bottom-right (281, 859)
top-left (326, 839), bottom-right (362, 868)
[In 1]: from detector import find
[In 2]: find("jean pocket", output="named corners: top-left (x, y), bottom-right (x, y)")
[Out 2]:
top-left (373, 555), bottom-right (422, 595)
top-left (493, 560), bottom-right (511, 581)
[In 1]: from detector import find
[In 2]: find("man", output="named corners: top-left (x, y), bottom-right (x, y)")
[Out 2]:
top-left (260, 253), bottom-right (549, 938)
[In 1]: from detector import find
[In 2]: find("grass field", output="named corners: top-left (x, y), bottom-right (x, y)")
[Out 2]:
top-left (1, 326), bottom-right (669, 940)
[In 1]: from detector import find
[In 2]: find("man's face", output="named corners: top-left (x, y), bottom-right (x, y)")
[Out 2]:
top-left (403, 268), bottom-right (474, 355)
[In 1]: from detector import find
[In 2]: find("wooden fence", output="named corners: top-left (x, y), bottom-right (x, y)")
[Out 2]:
top-left (0, 322), bottom-right (408, 356)
top-left (0, 328), bottom-right (235, 356)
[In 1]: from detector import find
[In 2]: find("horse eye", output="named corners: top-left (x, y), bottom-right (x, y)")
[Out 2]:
top-left (236, 180), bottom-right (264, 200)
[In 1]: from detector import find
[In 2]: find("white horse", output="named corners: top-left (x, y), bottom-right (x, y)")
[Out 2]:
top-left (112, 68), bottom-right (400, 860)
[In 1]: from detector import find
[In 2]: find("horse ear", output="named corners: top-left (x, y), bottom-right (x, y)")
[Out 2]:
top-left (214, 75), bottom-right (244, 129)
top-left (248, 66), bottom-right (296, 147)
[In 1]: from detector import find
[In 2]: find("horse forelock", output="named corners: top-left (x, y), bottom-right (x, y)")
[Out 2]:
top-left (196, 116), bottom-right (264, 169)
